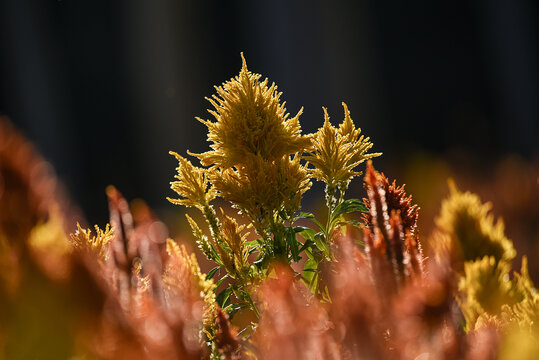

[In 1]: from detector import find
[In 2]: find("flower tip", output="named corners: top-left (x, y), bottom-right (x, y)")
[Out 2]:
top-left (322, 107), bottom-right (331, 124)
top-left (447, 178), bottom-right (458, 194)
top-left (240, 52), bottom-right (248, 73)
top-left (341, 101), bottom-right (350, 114)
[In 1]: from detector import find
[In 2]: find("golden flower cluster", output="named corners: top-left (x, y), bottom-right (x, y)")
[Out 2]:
top-left (431, 182), bottom-right (538, 336)
top-left (168, 151), bottom-right (217, 210)
top-left (164, 239), bottom-right (217, 330)
top-left (70, 222), bottom-right (114, 261)
top-left (194, 53), bottom-right (312, 168)
top-left (432, 181), bottom-right (516, 267)
top-left (305, 103), bottom-right (381, 192)
top-left (169, 55), bottom-right (381, 244)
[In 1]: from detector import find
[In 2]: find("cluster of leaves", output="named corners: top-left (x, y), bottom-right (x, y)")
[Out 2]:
top-left (1, 56), bottom-right (539, 360)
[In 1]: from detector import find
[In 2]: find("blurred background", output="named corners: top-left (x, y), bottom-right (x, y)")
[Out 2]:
top-left (1, 1), bottom-right (538, 274)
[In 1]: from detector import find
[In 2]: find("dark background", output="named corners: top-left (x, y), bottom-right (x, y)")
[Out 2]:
top-left (1, 0), bottom-right (538, 225)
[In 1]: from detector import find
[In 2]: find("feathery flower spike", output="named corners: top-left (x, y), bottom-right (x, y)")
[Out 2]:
top-left (168, 151), bottom-right (217, 209)
top-left (193, 53), bottom-right (312, 168)
top-left (70, 222), bottom-right (114, 261)
top-left (305, 103), bottom-right (381, 190)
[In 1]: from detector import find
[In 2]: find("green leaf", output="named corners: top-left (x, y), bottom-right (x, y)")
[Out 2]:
top-left (331, 199), bottom-right (367, 221)
top-left (337, 219), bottom-right (363, 227)
top-left (246, 239), bottom-right (263, 256)
top-left (293, 226), bottom-right (311, 233)
top-left (297, 212), bottom-right (325, 232)
top-left (254, 253), bottom-right (271, 271)
top-left (214, 273), bottom-right (230, 288)
top-left (278, 209), bottom-right (289, 222)
top-left (216, 286), bottom-right (234, 308)
top-left (226, 303), bottom-right (248, 318)
top-left (313, 233), bottom-right (331, 259)
top-left (286, 227), bottom-right (301, 262)
top-left (304, 246), bottom-right (315, 260)
top-left (298, 239), bottom-right (314, 253)
top-left (205, 266), bottom-right (220, 280)
top-left (303, 258), bottom-right (318, 284)
top-left (299, 228), bottom-right (316, 241)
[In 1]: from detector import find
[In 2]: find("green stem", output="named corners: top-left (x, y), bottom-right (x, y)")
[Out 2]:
top-left (324, 184), bottom-right (337, 242)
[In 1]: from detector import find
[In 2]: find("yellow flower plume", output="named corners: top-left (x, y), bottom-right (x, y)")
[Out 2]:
top-left (164, 239), bottom-right (216, 329)
top-left (304, 103), bottom-right (381, 190)
top-left (193, 53), bottom-right (312, 168)
top-left (210, 154), bottom-right (311, 231)
top-left (70, 222), bottom-right (114, 261)
top-left (168, 151), bottom-right (217, 209)
top-left (220, 210), bottom-right (250, 276)
top-left (431, 181), bottom-right (516, 268)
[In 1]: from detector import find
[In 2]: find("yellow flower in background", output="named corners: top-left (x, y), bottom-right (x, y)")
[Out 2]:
top-left (458, 256), bottom-right (516, 331)
top-left (459, 255), bottom-right (539, 333)
top-left (28, 207), bottom-right (73, 280)
top-left (192, 53), bottom-right (312, 169)
top-left (305, 103), bottom-right (381, 190)
top-left (168, 151), bottom-right (217, 209)
top-left (432, 181), bottom-right (516, 267)
top-left (501, 257), bottom-right (539, 332)
top-left (28, 207), bottom-right (71, 257)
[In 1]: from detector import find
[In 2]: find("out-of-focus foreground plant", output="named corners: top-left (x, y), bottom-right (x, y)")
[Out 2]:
top-left (1, 55), bottom-right (538, 360)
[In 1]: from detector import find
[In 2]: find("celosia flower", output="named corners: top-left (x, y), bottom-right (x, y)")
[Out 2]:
top-left (220, 210), bottom-right (250, 276)
top-left (363, 166), bottom-right (419, 238)
top-left (211, 154), bottom-right (311, 232)
top-left (362, 161), bottom-right (424, 293)
top-left (193, 54), bottom-right (312, 168)
top-left (185, 213), bottom-right (215, 261)
top-left (28, 206), bottom-right (72, 280)
top-left (70, 222), bottom-right (114, 261)
top-left (462, 256), bottom-right (539, 333)
top-left (305, 103), bottom-right (381, 191)
top-left (163, 239), bottom-right (216, 330)
top-left (432, 182), bottom-right (516, 268)
top-left (168, 151), bottom-right (217, 209)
